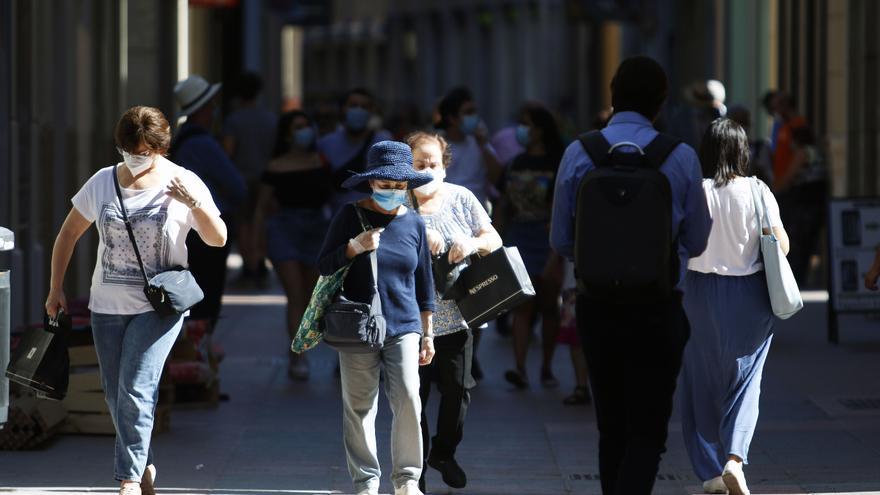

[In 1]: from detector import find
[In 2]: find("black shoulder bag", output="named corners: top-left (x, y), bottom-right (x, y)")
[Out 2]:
top-left (321, 206), bottom-right (386, 353)
top-left (408, 191), bottom-right (468, 300)
top-left (112, 167), bottom-right (205, 317)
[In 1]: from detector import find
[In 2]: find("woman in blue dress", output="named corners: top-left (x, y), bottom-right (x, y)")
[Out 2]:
top-left (680, 118), bottom-right (790, 495)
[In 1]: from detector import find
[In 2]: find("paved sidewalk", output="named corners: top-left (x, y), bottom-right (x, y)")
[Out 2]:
top-left (2, 275), bottom-right (880, 494)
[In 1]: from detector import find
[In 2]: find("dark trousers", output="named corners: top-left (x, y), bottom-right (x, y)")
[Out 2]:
top-left (419, 328), bottom-right (475, 460)
top-left (577, 294), bottom-right (690, 495)
top-left (186, 219), bottom-right (232, 329)
top-left (778, 180), bottom-right (828, 285)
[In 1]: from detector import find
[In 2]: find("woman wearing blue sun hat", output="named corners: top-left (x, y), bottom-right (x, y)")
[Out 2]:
top-left (317, 140), bottom-right (436, 495)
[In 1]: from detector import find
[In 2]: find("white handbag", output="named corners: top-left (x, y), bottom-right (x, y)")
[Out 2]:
top-left (749, 178), bottom-right (804, 319)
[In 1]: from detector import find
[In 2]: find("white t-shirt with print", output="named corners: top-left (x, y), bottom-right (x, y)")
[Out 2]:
top-left (71, 157), bottom-right (221, 314)
top-left (688, 177), bottom-right (783, 276)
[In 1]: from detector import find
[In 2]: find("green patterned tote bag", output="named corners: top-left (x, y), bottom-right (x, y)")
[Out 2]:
top-left (291, 263), bottom-right (351, 353)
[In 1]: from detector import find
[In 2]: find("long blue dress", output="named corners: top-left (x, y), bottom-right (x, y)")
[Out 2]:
top-left (679, 270), bottom-right (774, 481)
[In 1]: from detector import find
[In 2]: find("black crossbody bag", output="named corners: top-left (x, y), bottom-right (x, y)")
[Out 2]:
top-left (112, 167), bottom-right (204, 317)
top-left (321, 206), bottom-right (386, 353)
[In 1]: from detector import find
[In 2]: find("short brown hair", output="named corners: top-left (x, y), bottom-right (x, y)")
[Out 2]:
top-left (404, 131), bottom-right (451, 168)
top-left (115, 106), bottom-right (171, 154)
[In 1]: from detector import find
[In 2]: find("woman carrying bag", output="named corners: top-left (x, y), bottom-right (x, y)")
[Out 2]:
top-left (45, 106), bottom-right (225, 495)
top-left (316, 141), bottom-right (436, 495)
top-left (679, 119), bottom-right (791, 495)
top-left (404, 131), bottom-right (502, 492)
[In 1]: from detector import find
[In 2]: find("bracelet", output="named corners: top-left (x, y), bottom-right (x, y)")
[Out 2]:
top-left (422, 334), bottom-right (434, 339)
top-left (189, 199), bottom-right (202, 210)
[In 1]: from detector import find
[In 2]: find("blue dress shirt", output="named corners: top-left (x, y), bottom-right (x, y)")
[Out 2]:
top-left (549, 111), bottom-right (712, 289)
top-left (173, 122), bottom-right (247, 216)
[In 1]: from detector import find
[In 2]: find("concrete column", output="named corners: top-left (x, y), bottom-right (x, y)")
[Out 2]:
top-left (242, 0), bottom-right (262, 73)
top-left (825, 0), bottom-right (847, 197)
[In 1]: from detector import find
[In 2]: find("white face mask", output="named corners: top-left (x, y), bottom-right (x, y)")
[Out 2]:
top-left (414, 168), bottom-right (445, 195)
top-left (121, 150), bottom-right (155, 175)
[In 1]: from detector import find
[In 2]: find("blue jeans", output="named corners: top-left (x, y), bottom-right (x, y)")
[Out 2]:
top-left (91, 311), bottom-right (184, 482)
top-left (339, 332), bottom-right (423, 493)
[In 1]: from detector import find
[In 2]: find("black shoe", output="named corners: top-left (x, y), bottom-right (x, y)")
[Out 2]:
top-left (427, 455), bottom-right (467, 489)
top-left (504, 369), bottom-right (529, 389)
top-left (418, 471), bottom-right (426, 493)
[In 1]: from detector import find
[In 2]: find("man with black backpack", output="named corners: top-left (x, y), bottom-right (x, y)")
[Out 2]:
top-left (550, 56), bottom-right (712, 495)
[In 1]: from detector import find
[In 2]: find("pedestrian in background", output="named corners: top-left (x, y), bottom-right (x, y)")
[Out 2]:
top-left (317, 141), bottom-right (436, 495)
top-left (171, 75), bottom-right (247, 331)
top-left (254, 110), bottom-right (332, 381)
top-left (774, 123), bottom-right (828, 285)
top-left (498, 102), bottom-right (565, 389)
top-left (318, 88), bottom-right (392, 212)
top-left (556, 258), bottom-right (591, 406)
top-left (405, 131), bottom-right (502, 492)
top-left (727, 105), bottom-right (774, 186)
top-left (45, 106), bottom-right (226, 495)
top-left (550, 56), bottom-right (712, 495)
top-left (223, 72), bottom-right (278, 287)
top-left (436, 86), bottom-right (502, 209)
top-left (680, 118), bottom-right (789, 495)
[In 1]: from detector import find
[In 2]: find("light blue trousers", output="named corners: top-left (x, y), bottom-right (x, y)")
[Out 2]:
top-left (339, 332), bottom-right (423, 493)
top-left (91, 311), bottom-right (184, 482)
top-left (680, 271), bottom-right (774, 481)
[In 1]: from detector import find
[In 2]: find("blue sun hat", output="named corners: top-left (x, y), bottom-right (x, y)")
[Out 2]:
top-left (341, 140), bottom-right (434, 193)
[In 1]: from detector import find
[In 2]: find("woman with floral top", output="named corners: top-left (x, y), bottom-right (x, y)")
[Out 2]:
top-left (404, 132), bottom-right (502, 492)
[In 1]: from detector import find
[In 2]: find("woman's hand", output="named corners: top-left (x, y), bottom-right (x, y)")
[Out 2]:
top-left (166, 176), bottom-right (201, 208)
top-left (419, 336), bottom-right (435, 366)
top-left (45, 288), bottom-right (68, 319)
top-left (426, 228), bottom-right (445, 256)
top-left (347, 228), bottom-right (384, 258)
top-left (448, 237), bottom-right (478, 264)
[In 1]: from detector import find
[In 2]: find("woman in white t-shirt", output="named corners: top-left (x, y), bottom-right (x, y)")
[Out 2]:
top-left (44, 107), bottom-right (226, 495)
top-left (680, 119), bottom-right (790, 495)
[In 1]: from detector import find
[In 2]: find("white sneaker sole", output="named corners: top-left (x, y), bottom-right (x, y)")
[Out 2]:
top-left (722, 470), bottom-right (749, 495)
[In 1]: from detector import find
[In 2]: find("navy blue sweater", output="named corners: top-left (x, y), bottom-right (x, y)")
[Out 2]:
top-left (318, 203), bottom-right (435, 337)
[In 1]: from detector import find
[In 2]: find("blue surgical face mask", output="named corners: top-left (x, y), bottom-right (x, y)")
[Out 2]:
top-left (372, 188), bottom-right (407, 211)
top-left (515, 124), bottom-right (531, 147)
top-left (292, 127), bottom-right (315, 149)
top-left (345, 107), bottom-right (371, 132)
top-left (461, 114), bottom-right (480, 135)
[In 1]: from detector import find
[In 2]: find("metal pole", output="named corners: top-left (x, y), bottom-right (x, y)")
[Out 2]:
top-left (0, 227), bottom-right (15, 426)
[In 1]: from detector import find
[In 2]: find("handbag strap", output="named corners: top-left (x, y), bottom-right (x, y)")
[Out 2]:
top-left (748, 177), bottom-right (771, 234)
top-left (353, 206), bottom-right (383, 317)
top-left (111, 166), bottom-right (150, 285)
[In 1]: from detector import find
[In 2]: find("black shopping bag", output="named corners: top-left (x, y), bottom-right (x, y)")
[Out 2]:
top-left (6, 311), bottom-right (71, 400)
top-left (453, 247), bottom-right (536, 328)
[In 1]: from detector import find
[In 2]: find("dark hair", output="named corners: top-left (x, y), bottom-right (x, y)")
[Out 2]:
top-left (115, 106), bottom-right (171, 154)
top-left (437, 86), bottom-right (474, 130)
top-left (610, 56), bottom-right (667, 120)
top-left (237, 72), bottom-right (263, 101)
top-left (522, 103), bottom-right (565, 164)
top-left (405, 131), bottom-right (452, 168)
top-left (272, 110), bottom-right (313, 157)
top-left (699, 118), bottom-right (750, 187)
top-left (761, 90), bottom-right (777, 113)
top-left (342, 87), bottom-right (374, 107)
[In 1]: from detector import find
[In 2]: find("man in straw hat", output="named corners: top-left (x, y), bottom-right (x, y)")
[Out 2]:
top-left (170, 75), bottom-right (246, 333)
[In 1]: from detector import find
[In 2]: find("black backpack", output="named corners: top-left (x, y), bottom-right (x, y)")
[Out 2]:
top-left (573, 131), bottom-right (681, 301)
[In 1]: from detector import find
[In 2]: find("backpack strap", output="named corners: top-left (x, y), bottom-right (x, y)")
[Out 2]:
top-left (642, 133), bottom-right (681, 169)
top-left (577, 131), bottom-right (612, 168)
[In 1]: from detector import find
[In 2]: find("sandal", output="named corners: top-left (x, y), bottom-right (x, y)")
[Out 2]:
top-left (563, 386), bottom-right (592, 406)
top-left (540, 369), bottom-right (560, 388)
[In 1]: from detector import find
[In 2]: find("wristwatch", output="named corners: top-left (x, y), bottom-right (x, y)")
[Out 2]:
top-left (189, 198), bottom-right (202, 210)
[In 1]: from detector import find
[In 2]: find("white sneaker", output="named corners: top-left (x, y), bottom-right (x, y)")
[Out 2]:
top-left (119, 483), bottom-right (141, 495)
top-left (702, 475), bottom-right (728, 493)
top-left (722, 460), bottom-right (750, 495)
top-left (394, 480), bottom-right (424, 495)
top-left (356, 489), bottom-right (378, 495)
